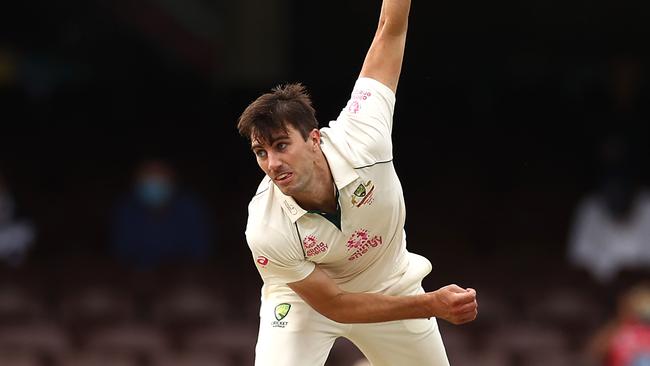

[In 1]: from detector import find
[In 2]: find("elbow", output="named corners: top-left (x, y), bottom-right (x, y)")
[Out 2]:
top-left (317, 305), bottom-right (348, 324)
top-left (377, 19), bottom-right (407, 38)
top-left (314, 295), bottom-right (356, 324)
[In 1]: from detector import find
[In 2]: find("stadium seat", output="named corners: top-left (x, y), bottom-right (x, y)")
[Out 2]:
top-left (0, 352), bottom-right (42, 366)
top-left (154, 351), bottom-right (232, 366)
top-left (0, 322), bottom-right (70, 356)
top-left (0, 284), bottom-right (45, 325)
top-left (58, 351), bottom-right (139, 366)
top-left (84, 322), bottom-right (168, 359)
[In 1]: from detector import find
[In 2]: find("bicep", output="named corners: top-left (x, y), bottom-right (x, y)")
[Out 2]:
top-left (287, 265), bottom-right (345, 318)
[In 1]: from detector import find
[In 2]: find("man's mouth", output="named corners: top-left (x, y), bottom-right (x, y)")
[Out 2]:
top-left (275, 172), bottom-right (293, 181)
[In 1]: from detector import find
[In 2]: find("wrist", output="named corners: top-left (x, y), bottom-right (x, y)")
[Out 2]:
top-left (418, 292), bottom-right (438, 319)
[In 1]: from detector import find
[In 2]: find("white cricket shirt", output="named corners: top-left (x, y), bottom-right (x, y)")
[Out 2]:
top-left (246, 78), bottom-right (432, 302)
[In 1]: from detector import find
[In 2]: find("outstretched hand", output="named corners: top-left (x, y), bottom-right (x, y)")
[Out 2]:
top-left (429, 284), bottom-right (478, 325)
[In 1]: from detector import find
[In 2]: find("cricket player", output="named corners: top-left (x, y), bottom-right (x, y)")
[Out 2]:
top-left (237, 0), bottom-right (478, 365)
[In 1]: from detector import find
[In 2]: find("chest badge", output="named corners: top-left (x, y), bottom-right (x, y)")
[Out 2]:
top-left (274, 303), bottom-right (291, 321)
top-left (303, 235), bottom-right (329, 257)
top-left (351, 180), bottom-right (375, 207)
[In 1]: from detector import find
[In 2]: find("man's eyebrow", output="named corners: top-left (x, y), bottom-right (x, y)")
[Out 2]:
top-left (251, 135), bottom-right (290, 150)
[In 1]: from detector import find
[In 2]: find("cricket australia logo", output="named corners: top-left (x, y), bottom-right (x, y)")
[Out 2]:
top-left (272, 303), bottom-right (291, 328)
top-left (346, 229), bottom-right (383, 261)
top-left (303, 235), bottom-right (328, 257)
top-left (351, 180), bottom-right (375, 207)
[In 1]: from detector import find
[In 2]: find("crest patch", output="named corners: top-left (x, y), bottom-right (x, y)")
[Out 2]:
top-left (351, 180), bottom-right (375, 207)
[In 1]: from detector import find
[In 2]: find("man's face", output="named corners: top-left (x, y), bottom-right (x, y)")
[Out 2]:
top-left (251, 124), bottom-right (319, 197)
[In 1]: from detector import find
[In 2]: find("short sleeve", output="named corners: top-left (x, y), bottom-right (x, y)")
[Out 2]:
top-left (247, 228), bottom-right (316, 285)
top-left (326, 78), bottom-right (396, 163)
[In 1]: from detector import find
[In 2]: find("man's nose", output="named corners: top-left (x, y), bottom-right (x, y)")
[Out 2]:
top-left (267, 151), bottom-right (282, 171)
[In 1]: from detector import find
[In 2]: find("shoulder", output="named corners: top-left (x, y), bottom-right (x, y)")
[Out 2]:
top-left (250, 176), bottom-right (273, 201)
top-left (248, 176), bottom-right (274, 215)
top-left (339, 78), bottom-right (396, 121)
top-left (246, 177), bottom-right (295, 247)
top-left (322, 78), bottom-right (397, 165)
top-left (353, 77), bottom-right (396, 104)
top-left (246, 206), bottom-right (306, 274)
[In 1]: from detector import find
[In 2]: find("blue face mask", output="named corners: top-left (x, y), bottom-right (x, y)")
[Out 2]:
top-left (136, 178), bottom-right (173, 207)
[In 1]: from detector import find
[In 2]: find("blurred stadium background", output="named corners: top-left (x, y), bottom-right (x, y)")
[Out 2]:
top-left (1, 0), bottom-right (649, 365)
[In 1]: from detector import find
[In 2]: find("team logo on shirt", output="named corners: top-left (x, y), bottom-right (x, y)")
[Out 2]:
top-left (303, 235), bottom-right (328, 257)
top-left (351, 180), bottom-right (375, 207)
top-left (346, 229), bottom-right (383, 261)
top-left (272, 303), bottom-right (291, 328)
top-left (274, 303), bottom-right (291, 321)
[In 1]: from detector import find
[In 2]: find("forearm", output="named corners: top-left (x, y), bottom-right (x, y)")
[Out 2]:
top-left (320, 291), bottom-right (433, 324)
top-left (378, 0), bottom-right (411, 37)
top-left (360, 0), bottom-right (411, 92)
top-left (289, 266), bottom-right (477, 325)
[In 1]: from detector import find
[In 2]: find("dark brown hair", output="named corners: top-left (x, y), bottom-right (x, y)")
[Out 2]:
top-left (237, 83), bottom-right (317, 144)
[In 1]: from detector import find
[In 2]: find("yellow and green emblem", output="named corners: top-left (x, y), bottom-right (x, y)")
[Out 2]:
top-left (274, 303), bottom-right (291, 321)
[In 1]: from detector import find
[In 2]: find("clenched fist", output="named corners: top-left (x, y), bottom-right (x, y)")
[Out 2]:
top-left (428, 284), bottom-right (478, 325)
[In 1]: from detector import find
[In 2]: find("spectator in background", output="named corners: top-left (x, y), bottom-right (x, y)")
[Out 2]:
top-left (0, 173), bottom-right (35, 266)
top-left (587, 283), bottom-right (650, 365)
top-left (110, 159), bottom-right (213, 271)
top-left (568, 135), bottom-right (650, 283)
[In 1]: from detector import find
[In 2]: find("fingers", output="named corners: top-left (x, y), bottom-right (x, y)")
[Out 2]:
top-left (443, 285), bottom-right (476, 295)
top-left (458, 301), bottom-right (478, 317)
top-left (453, 295), bottom-right (477, 314)
top-left (438, 284), bottom-right (478, 325)
top-left (444, 284), bottom-right (467, 293)
top-left (450, 302), bottom-right (478, 324)
top-left (451, 289), bottom-right (476, 306)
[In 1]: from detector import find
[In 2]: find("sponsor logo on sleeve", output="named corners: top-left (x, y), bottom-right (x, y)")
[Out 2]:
top-left (346, 89), bottom-right (372, 114)
top-left (272, 303), bottom-right (291, 328)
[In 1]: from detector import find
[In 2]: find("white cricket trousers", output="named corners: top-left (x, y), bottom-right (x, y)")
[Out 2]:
top-left (254, 292), bottom-right (450, 366)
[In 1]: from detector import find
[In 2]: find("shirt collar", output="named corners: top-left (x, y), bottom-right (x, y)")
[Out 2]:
top-left (274, 130), bottom-right (359, 223)
top-left (275, 187), bottom-right (308, 223)
top-left (320, 130), bottom-right (359, 189)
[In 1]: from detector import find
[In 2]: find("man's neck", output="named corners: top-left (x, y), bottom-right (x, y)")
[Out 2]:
top-left (293, 155), bottom-right (337, 213)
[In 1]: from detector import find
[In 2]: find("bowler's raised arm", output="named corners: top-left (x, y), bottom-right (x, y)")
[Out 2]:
top-left (359, 0), bottom-right (411, 93)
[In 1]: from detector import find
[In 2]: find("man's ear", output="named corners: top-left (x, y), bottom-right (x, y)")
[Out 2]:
top-left (310, 129), bottom-right (321, 150)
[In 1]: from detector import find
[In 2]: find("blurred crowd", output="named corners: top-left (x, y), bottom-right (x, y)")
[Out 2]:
top-left (1, 155), bottom-right (649, 366)
top-left (1, 6), bottom-right (649, 364)
top-left (0, 137), bottom-right (649, 366)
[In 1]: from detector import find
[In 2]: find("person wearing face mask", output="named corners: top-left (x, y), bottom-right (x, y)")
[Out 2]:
top-left (110, 159), bottom-right (213, 270)
top-left (0, 173), bottom-right (35, 267)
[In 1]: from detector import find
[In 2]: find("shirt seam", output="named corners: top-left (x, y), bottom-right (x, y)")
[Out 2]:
top-left (353, 159), bottom-right (393, 170)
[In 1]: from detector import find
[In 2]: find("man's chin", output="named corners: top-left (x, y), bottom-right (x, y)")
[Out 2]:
top-left (274, 182), bottom-right (294, 196)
